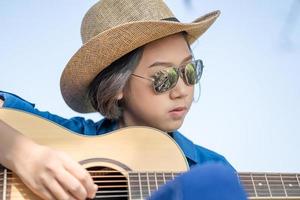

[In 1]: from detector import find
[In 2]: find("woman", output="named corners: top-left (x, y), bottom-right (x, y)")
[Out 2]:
top-left (0, 0), bottom-right (247, 199)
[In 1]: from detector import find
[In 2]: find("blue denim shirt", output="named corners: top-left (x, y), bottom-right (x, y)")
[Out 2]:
top-left (0, 91), bottom-right (234, 169)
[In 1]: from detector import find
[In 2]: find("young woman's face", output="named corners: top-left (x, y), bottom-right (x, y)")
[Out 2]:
top-left (120, 33), bottom-right (194, 132)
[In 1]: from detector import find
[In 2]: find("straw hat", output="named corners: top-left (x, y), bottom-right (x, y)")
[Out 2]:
top-left (60, 0), bottom-right (220, 113)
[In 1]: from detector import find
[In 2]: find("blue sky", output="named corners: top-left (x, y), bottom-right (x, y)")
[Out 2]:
top-left (1, 0), bottom-right (299, 173)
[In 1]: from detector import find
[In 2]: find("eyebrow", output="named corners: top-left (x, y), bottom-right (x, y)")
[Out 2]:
top-left (148, 55), bottom-right (193, 68)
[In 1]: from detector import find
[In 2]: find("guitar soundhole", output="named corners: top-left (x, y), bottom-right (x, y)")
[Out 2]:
top-left (87, 166), bottom-right (128, 200)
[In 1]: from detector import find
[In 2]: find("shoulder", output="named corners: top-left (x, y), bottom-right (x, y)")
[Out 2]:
top-left (194, 144), bottom-right (231, 166)
top-left (0, 91), bottom-right (36, 110)
top-left (0, 91), bottom-right (106, 135)
top-left (172, 131), bottom-right (235, 170)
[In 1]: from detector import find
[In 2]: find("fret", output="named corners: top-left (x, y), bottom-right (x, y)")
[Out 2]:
top-left (164, 172), bottom-right (173, 183)
top-left (266, 173), bottom-right (286, 197)
top-left (282, 173), bottom-right (300, 197)
top-left (138, 172), bottom-right (142, 198)
top-left (128, 172), bottom-right (141, 199)
top-left (156, 172), bottom-right (164, 188)
top-left (250, 173), bottom-right (258, 197)
top-left (146, 172), bottom-right (151, 197)
top-left (238, 173), bottom-right (256, 197)
top-left (128, 172), bottom-right (132, 199)
top-left (155, 172), bottom-right (158, 190)
top-left (0, 166), bottom-right (10, 200)
top-left (139, 172), bottom-right (149, 198)
top-left (280, 173), bottom-right (288, 197)
top-left (0, 165), bottom-right (4, 200)
top-left (127, 171), bottom-right (132, 200)
top-left (252, 173), bottom-right (271, 197)
top-left (264, 173), bottom-right (272, 197)
top-left (2, 167), bottom-right (7, 200)
top-left (172, 172), bottom-right (181, 179)
top-left (148, 172), bottom-right (157, 193)
top-left (4, 169), bottom-right (7, 200)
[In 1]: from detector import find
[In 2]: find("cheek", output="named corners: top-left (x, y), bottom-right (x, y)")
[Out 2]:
top-left (124, 79), bottom-right (153, 106)
top-left (186, 86), bottom-right (195, 107)
top-left (134, 85), bottom-right (163, 108)
top-left (125, 79), bottom-right (168, 112)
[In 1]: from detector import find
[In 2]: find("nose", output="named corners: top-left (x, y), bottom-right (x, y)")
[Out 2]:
top-left (169, 76), bottom-right (191, 99)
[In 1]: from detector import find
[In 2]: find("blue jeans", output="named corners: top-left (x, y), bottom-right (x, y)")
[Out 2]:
top-left (148, 163), bottom-right (247, 200)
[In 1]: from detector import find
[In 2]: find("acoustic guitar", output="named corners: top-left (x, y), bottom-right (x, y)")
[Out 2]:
top-left (0, 108), bottom-right (299, 200)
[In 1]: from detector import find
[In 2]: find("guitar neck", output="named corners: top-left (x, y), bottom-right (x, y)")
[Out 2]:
top-left (239, 172), bottom-right (300, 199)
top-left (2, 165), bottom-right (300, 200)
top-left (0, 165), bottom-right (182, 200)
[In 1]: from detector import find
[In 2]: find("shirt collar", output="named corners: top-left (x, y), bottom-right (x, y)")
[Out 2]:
top-left (171, 131), bottom-right (197, 163)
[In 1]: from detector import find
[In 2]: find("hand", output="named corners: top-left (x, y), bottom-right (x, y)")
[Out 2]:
top-left (13, 143), bottom-right (98, 200)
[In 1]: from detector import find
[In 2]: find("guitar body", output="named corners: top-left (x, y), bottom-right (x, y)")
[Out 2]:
top-left (0, 108), bottom-right (189, 199)
top-left (1, 108), bottom-right (300, 200)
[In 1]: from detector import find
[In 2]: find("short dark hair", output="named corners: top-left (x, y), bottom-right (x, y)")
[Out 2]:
top-left (88, 32), bottom-right (192, 120)
top-left (88, 46), bottom-right (144, 119)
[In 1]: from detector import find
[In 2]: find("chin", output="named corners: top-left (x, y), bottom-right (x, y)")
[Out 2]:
top-left (159, 120), bottom-right (183, 133)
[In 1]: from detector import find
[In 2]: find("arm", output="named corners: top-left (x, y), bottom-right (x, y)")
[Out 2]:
top-left (0, 97), bottom-right (97, 199)
top-left (0, 91), bottom-right (99, 135)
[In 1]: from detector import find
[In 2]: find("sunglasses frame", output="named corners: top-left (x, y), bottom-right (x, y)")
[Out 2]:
top-left (131, 59), bottom-right (204, 94)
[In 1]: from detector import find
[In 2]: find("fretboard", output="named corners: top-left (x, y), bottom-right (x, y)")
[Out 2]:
top-left (128, 171), bottom-right (181, 199)
top-left (1, 165), bottom-right (300, 200)
top-left (239, 172), bottom-right (300, 199)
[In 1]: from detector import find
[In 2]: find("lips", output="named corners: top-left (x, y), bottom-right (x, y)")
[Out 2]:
top-left (169, 106), bottom-right (187, 118)
top-left (170, 106), bottom-right (187, 112)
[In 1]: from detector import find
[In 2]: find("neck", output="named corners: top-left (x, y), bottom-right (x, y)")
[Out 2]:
top-left (117, 117), bottom-right (126, 129)
top-left (118, 111), bottom-right (147, 128)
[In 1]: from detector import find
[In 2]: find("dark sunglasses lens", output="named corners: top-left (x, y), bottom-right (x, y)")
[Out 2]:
top-left (184, 60), bottom-right (203, 85)
top-left (153, 68), bottom-right (179, 93)
top-left (184, 63), bottom-right (196, 85)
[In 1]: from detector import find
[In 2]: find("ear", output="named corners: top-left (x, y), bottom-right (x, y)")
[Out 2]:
top-left (117, 91), bottom-right (123, 100)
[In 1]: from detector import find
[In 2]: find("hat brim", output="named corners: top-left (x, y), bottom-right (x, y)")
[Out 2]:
top-left (60, 10), bottom-right (220, 113)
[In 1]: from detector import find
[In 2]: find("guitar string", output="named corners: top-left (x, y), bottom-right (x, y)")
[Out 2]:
top-left (2, 172), bottom-right (298, 182)
top-left (2, 188), bottom-right (300, 198)
top-left (1, 177), bottom-right (300, 186)
top-left (0, 175), bottom-right (176, 180)
top-left (0, 170), bottom-right (183, 174)
top-left (4, 195), bottom-right (131, 199)
top-left (2, 171), bottom-right (299, 178)
top-left (2, 177), bottom-right (300, 185)
top-left (1, 178), bottom-right (300, 189)
top-left (1, 171), bottom-right (299, 176)
top-left (1, 183), bottom-right (300, 193)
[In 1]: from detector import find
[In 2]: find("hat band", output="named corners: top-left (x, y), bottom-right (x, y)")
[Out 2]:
top-left (161, 17), bottom-right (180, 22)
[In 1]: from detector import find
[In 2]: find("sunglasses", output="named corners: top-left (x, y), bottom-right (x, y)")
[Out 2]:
top-left (131, 59), bottom-right (204, 94)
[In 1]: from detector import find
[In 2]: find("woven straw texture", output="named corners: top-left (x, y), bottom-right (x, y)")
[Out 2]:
top-left (60, 0), bottom-right (220, 113)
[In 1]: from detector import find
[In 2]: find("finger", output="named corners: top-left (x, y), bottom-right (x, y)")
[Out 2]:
top-left (62, 156), bottom-right (97, 198)
top-left (56, 166), bottom-right (89, 199)
top-left (43, 177), bottom-right (71, 200)
top-left (21, 176), bottom-right (56, 200)
top-left (35, 183), bottom-right (57, 200)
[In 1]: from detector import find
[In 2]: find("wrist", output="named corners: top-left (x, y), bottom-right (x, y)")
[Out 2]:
top-left (6, 136), bottom-right (39, 173)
